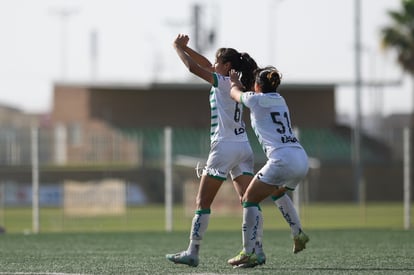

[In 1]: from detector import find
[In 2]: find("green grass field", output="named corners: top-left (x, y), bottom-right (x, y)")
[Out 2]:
top-left (0, 203), bottom-right (413, 274)
top-left (1, 202), bottom-right (412, 233)
top-left (0, 229), bottom-right (413, 274)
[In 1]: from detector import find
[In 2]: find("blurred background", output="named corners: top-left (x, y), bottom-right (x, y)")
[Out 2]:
top-left (0, 0), bottom-right (412, 233)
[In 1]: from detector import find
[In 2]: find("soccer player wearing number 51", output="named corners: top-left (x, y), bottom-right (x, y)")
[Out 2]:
top-left (227, 67), bottom-right (310, 268)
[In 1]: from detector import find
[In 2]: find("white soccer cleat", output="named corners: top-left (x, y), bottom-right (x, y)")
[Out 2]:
top-left (166, 251), bottom-right (199, 267)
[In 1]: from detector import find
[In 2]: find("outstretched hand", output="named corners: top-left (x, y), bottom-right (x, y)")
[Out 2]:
top-left (229, 69), bottom-right (243, 103)
top-left (229, 69), bottom-right (243, 89)
top-left (174, 34), bottom-right (189, 48)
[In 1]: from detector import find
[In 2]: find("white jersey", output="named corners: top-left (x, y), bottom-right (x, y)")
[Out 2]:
top-left (241, 92), bottom-right (303, 158)
top-left (209, 73), bottom-right (248, 143)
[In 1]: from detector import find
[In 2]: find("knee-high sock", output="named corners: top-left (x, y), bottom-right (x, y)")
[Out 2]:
top-left (254, 205), bottom-right (264, 254)
top-left (272, 193), bottom-right (302, 236)
top-left (242, 202), bottom-right (261, 254)
top-left (187, 209), bottom-right (210, 255)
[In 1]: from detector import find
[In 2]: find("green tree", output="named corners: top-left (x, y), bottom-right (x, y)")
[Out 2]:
top-left (382, 0), bottom-right (414, 117)
top-left (382, 2), bottom-right (414, 221)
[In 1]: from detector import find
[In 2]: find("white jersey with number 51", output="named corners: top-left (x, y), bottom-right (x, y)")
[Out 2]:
top-left (241, 92), bottom-right (303, 157)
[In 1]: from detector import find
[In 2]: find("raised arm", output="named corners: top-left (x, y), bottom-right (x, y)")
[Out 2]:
top-left (183, 44), bottom-right (213, 71)
top-left (229, 69), bottom-right (244, 103)
top-left (173, 34), bottom-right (214, 84)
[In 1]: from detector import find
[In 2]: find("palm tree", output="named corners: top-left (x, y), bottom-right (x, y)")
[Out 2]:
top-left (381, 0), bottom-right (414, 121)
top-left (381, 0), bottom-right (414, 73)
top-left (382, 1), bottom-right (413, 230)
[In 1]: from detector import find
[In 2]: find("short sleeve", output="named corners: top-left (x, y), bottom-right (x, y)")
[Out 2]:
top-left (240, 92), bottom-right (257, 108)
top-left (212, 73), bottom-right (218, 87)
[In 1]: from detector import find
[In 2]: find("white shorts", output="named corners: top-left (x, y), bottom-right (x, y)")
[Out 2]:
top-left (203, 140), bottom-right (254, 181)
top-left (256, 147), bottom-right (308, 190)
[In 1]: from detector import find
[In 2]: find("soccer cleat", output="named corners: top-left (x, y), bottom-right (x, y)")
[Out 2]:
top-left (293, 230), bottom-right (310, 254)
top-left (255, 241), bottom-right (266, 265)
top-left (166, 251), bottom-right (199, 267)
top-left (228, 251), bottom-right (258, 268)
top-left (256, 251), bottom-right (266, 265)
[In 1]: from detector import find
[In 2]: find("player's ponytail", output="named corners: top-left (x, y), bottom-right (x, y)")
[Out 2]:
top-left (239, 53), bottom-right (258, 91)
top-left (215, 48), bottom-right (258, 90)
top-left (256, 66), bottom-right (282, 93)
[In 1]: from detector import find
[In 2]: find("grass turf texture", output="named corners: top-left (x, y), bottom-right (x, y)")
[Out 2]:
top-left (1, 202), bottom-right (413, 233)
top-left (0, 229), bottom-right (413, 274)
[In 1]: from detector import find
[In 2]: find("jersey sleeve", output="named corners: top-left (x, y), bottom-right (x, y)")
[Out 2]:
top-left (212, 73), bottom-right (218, 87)
top-left (240, 92), bottom-right (257, 108)
top-left (213, 72), bottom-right (230, 90)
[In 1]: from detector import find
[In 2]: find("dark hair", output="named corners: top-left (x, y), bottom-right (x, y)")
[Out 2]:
top-left (255, 66), bottom-right (282, 93)
top-left (215, 48), bottom-right (258, 90)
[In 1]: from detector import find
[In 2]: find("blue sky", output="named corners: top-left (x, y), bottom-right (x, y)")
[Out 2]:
top-left (0, 0), bottom-right (408, 117)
